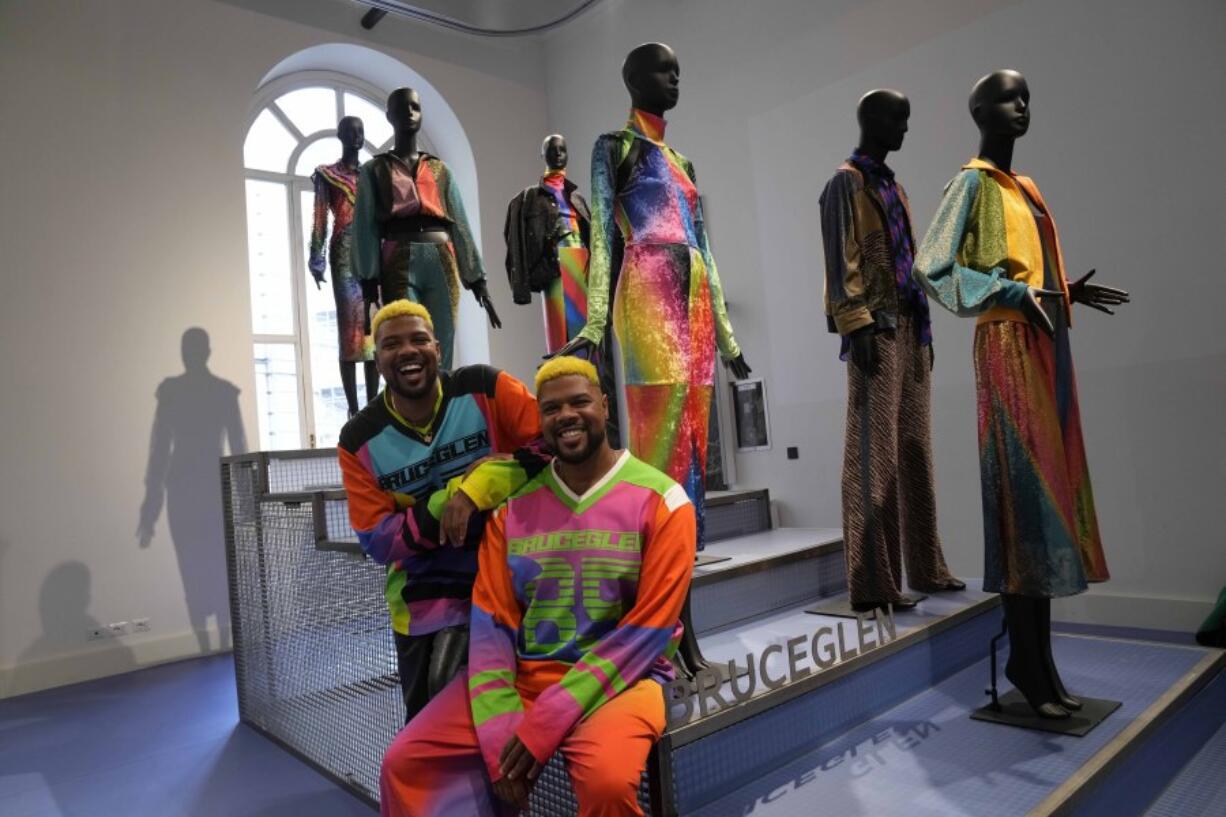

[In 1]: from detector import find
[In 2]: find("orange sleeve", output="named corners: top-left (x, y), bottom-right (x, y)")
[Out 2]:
top-left (491, 370), bottom-right (541, 449)
top-left (338, 446), bottom-right (445, 563)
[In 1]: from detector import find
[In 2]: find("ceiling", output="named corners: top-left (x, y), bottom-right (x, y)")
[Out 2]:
top-left (360, 0), bottom-right (607, 36)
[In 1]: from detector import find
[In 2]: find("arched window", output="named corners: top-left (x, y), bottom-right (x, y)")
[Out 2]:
top-left (242, 72), bottom-right (437, 450)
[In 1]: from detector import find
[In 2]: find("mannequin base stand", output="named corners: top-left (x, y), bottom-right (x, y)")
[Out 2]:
top-left (805, 592), bottom-right (926, 619)
top-left (973, 614), bottom-right (1120, 735)
top-left (695, 552), bottom-right (732, 568)
top-left (972, 691), bottom-right (1120, 736)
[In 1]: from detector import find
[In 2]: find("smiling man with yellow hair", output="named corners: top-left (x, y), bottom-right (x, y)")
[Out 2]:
top-left (338, 299), bottom-right (544, 724)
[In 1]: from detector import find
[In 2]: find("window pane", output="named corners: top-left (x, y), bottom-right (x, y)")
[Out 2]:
top-left (299, 191), bottom-right (378, 447)
top-left (295, 137), bottom-right (343, 179)
top-left (344, 93), bottom-right (392, 149)
top-left (253, 343), bottom-right (302, 450)
top-left (243, 109), bottom-right (296, 173)
top-left (359, 148), bottom-right (373, 165)
top-left (275, 87), bottom-right (338, 138)
top-left (245, 179), bottom-right (295, 335)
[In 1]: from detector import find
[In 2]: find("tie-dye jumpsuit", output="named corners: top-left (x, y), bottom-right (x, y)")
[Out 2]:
top-left (576, 109), bottom-right (742, 546)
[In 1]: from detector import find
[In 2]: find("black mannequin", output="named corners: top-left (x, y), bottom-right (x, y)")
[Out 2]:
top-left (970, 71), bottom-right (1129, 334)
top-left (374, 88), bottom-right (502, 334)
top-left (544, 133), bottom-right (567, 172)
top-left (553, 44), bottom-right (751, 380)
top-left (970, 69), bottom-right (1129, 719)
top-left (321, 116), bottom-right (379, 415)
top-left (846, 90), bottom-right (935, 376)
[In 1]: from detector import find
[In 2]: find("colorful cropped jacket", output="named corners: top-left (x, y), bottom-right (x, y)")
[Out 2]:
top-left (912, 158), bottom-right (1072, 326)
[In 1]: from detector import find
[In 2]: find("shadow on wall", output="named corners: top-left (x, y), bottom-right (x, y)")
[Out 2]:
top-left (137, 328), bottom-right (247, 654)
top-left (4, 562), bottom-right (138, 697)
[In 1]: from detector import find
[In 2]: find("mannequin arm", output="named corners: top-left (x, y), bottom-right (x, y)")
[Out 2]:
top-left (440, 162), bottom-right (487, 289)
top-left (308, 173), bottom-right (330, 284)
top-left (819, 170), bottom-right (873, 335)
top-left (912, 170), bottom-right (1028, 316)
top-left (575, 134), bottom-right (625, 346)
top-left (690, 160), bottom-right (742, 361)
top-left (352, 161), bottom-right (382, 293)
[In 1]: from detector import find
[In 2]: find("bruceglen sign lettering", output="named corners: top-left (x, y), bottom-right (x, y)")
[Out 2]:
top-left (664, 606), bottom-right (898, 726)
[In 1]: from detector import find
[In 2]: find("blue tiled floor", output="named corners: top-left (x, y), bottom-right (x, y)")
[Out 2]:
top-left (0, 655), bottom-right (373, 817)
top-left (688, 634), bottom-right (1216, 817)
top-left (1143, 717), bottom-right (1226, 817)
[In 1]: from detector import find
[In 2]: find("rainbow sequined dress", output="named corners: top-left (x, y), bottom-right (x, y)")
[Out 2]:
top-left (578, 110), bottom-right (742, 546)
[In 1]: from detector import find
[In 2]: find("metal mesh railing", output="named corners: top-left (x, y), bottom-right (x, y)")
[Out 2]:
top-left (224, 451), bottom-right (397, 801)
top-left (222, 448), bottom-right (654, 814)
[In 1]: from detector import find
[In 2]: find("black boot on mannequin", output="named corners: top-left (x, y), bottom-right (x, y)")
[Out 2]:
top-left (1002, 594), bottom-right (1070, 720)
top-left (1036, 597), bottom-right (1082, 711)
top-left (675, 594), bottom-right (710, 679)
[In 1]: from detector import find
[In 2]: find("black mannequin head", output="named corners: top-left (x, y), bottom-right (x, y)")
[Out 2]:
top-left (969, 69), bottom-right (1030, 139)
top-left (622, 43), bottom-right (679, 116)
top-left (541, 134), bottom-right (568, 171)
top-left (337, 116), bottom-right (364, 151)
top-left (856, 89), bottom-right (910, 161)
top-left (386, 88), bottom-right (422, 136)
top-left (969, 69), bottom-right (1029, 172)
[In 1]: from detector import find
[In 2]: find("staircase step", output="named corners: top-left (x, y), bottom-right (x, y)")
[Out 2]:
top-left (677, 634), bottom-right (1223, 817)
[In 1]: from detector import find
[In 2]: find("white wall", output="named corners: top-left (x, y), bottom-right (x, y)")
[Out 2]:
top-left (0, 0), bottom-right (550, 696)
top-left (540, 0), bottom-right (1226, 631)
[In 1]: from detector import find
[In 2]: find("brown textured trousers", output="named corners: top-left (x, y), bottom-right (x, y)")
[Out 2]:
top-left (842, 313), bottom-right (954, 604)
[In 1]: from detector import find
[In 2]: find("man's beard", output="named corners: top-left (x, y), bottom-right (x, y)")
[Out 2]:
top-left (388, 369), bottom-right (437, 401)
top-left (552, 422), bottom-right (607, 464)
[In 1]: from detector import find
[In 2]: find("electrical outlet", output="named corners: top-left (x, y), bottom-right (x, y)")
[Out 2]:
top-left (87, 627), bottom-right (109, 641)
top-left (132, 618), bottom-right (151, 633)
top-left (108, 621), bottom-right (130, 637)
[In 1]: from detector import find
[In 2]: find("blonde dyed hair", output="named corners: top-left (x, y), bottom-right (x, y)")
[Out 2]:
top-left (372, 300), bottom-right (434, 339)
top-left (534, 356), bottom-right (600, 394)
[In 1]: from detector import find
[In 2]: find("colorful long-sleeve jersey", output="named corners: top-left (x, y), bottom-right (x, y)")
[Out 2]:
top-left (337, 366), bottom-right (541, 636)
top-left (352, 152), bottom-right (485, 289)
top-left (577, 109), bottom-right (740, 361)
top-left (467, 450), bottom-right (696, 779)
top-left (912, 158), bottom-right (1072, 326)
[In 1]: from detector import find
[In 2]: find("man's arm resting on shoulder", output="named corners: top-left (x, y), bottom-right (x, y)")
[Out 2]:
top-left (338, 447), bottom-right (474, 563)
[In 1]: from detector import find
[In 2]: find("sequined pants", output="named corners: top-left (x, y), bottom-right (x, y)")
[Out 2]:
top-left (613, 243), bottom-right (716, 546)
top-left (842, 314), bottom-right (953, 603)
top-left (381, 239), bottom-right (461, 369)
top-left (330, 229), bottom-right (373, 362)
top-left (543, 240), bottom-right (590, 355)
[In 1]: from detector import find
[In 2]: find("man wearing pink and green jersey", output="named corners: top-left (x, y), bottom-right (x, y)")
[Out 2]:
top-left (379, 357), bottom-right (695, 817)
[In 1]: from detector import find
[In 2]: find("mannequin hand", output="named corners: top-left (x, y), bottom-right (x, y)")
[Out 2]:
top-left (312, 273), bottom-right (325, 290)
top-left (471, 282), bottom-right (502, 329)
top-left (545, 336), bottom-right (596, 361)
top-left (849, 327), bottom-right (878, 375)
top-left (1020, 287), bottom-right (1062, 338)
top-left (1068, 269), bottom-right (1129, 315)
top-left (724, 353), bottom-right (752, 380)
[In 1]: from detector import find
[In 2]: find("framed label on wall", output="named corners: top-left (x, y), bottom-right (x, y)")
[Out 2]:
top-left (732, 378), bottom-right (771, 451)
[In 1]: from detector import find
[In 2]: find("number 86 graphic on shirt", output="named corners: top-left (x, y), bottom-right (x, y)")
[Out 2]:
top-left (521, 555), bottom-right (640, 655)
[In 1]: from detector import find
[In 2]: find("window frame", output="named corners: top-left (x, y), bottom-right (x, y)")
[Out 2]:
top-left (244, 72), bottom-right (437, 449)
